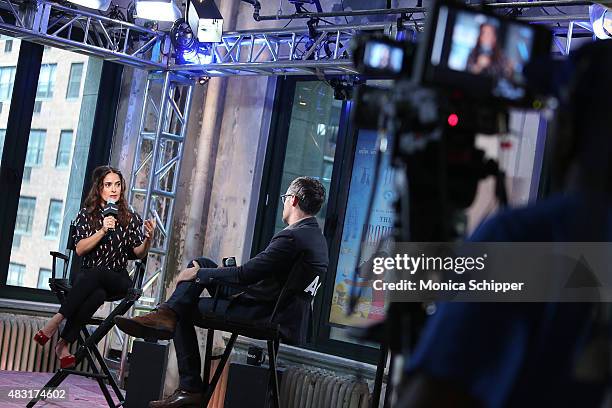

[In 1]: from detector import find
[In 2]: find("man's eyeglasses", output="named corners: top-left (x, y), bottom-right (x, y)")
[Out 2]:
top-left (280, 194), bottom-right (295, 204)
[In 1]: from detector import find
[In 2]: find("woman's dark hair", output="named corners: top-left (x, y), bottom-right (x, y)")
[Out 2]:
top-left (83, 165), bottom-right (131, 227)
top-left (467, 23), bottom-right (504, 74)
top-left (289, 177), bottom-right (326, 215)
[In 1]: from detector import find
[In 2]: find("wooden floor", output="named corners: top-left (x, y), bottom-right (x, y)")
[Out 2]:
top-left (0, 370), bottom-right (118, 407)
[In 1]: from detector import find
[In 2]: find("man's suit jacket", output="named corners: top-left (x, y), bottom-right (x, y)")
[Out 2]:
top-left (196, 216), bottom-right (329, 344)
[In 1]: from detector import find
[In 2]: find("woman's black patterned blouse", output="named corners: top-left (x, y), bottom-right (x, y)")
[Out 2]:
top-left (73, 207), bottom-right (145, 270)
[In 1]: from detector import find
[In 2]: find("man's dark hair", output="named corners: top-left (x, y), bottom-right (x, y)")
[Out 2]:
top-left (289, 177), bottom-right (326, 215)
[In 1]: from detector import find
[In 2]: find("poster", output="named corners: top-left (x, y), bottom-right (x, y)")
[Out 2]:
top-left (329, 130), bottom-right (397, 327)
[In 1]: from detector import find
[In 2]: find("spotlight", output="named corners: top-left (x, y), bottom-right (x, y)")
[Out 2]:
top-left (171, 18), bottom-right (215, 64)
top-left (67, 0), bottom-right (111, 11)
top-left (589, 3), bottom-right (612, 39)
top-left (187, 0), bottom-right (223, 43)
top-left (135, 0), bottom-right (182, 22)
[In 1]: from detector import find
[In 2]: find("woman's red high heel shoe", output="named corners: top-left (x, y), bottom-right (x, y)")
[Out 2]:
top-left (59, 354), bottom-right (76, 369)
top-left (33, 330), bottom-right (50, 346)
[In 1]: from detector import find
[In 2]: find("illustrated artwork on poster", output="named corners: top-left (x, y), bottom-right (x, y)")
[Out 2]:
top-left (329, 130), bottom-right (396, 327)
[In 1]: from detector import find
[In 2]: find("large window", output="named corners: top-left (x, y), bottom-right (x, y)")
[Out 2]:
top-left (56, 130), bottom-right (73, 168)
top-left (7, 263), bottom-right (25, 286)
top-left (0, 66), bottom-right (15, 101)
top-left (25, 129), bottom-right (46, 166)
top-left (15, 197), bottom-right (36, 234)
top-left (3, 45), bottom-right (101, 292)
top-left (271, 81), bottom-right (340, 234)
top-left (36, 63), bottom-right (57, 99)
top-left (45, 199), bottom-right (63, 238)
top-left (66, 63), bottom-right (83, 99)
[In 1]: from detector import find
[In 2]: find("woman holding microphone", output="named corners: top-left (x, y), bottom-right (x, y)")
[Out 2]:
top-left (33, 165), bottom-right (155, 368)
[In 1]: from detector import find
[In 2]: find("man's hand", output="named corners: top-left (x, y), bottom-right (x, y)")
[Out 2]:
top-left (176, 260), bottom-right (200, 284)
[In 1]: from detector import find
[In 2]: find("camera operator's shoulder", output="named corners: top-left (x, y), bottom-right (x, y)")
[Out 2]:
top-left (470, 194), bottom-right (575, 242)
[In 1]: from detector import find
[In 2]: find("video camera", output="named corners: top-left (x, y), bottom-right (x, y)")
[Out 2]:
top-left (347, 0), bottom-right (555, 364)
top-left (414, 0), bottom-right (552, 105)
top-left (354, 0), bottom-right (552, 107)
top-left (350, 0), bottom-right (553, 236)
top-left (347, 0), bottom-right (555, 273)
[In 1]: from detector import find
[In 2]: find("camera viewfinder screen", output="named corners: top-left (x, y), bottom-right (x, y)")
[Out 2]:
top-left (430, 6), bottom-right (536, 100)
top-left (364, 42), bottom-right (404, 74)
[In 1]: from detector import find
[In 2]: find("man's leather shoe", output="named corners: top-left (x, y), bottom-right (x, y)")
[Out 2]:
top-left (115, 304), bottom-right (177, 340)
top-left (149, 389), bottom-right (202, 408)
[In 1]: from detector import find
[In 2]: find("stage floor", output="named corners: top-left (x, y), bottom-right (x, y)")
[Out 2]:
top-left (0, 371), bottom-right (119, 407)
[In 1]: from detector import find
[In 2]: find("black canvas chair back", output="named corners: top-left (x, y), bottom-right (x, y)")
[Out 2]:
top-left (269, 255), bottom-right (323, 345)
top-left (28, 220), bottom-right (146, 408)
top-left (195, 253), bottom-right (323, 408)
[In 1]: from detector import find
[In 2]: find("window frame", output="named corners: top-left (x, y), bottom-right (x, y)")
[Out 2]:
top-left (25, 129), bottom-right (46, 167)
top-left (35, 63), bottom-right (57, 100)
top-left (45, 199), bottom-right (63, 238)
top-left (37, 268), bottom-right (52, 289)
top-left (0, 65), bottom-right (16, 101)
top-left (7, 262), bottom-right (25, 286)
top-left (66, 62), bottom-right (83, 99)
top-left (55, 129), bottom-right (73, 168)
top-left (15, 196), bottom-right (36, 235)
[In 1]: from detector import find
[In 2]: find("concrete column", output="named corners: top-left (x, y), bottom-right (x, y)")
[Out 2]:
top-left (110, 66), bottom-right (148, 178)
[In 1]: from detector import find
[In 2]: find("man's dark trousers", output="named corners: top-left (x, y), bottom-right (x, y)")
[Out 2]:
top-left (165, 257), bottom-right (241, 392)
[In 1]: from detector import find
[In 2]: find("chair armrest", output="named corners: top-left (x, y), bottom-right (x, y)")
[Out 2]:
top-left (50, 251), bottom-right (69, 261)
top-left (132, 260), bottom-right (147, 289)
top-left (208, 278), bottom-right (271, 300)
top-left (208, 278), bottom-right (279, 314)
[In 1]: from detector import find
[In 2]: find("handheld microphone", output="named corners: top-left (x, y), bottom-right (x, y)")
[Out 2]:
top-left (103, 199), bottom-right (119, 232)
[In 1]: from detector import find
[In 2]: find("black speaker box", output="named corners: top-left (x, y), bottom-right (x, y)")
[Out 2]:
top-left (224, 362), bottom-right (284, 408)
top-left (124, 340), bottom-right (169, 408)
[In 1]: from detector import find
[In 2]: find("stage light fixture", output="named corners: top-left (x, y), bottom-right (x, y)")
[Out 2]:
top-left (67, 0), bottom-right (112, 11)
top-left (135, 0), bottom-right (182, 22)
top-left (187, 0), bottom-right (223, 43)
top-left (171, 18), bottom-right (215, 65)
top-left (590, 3), bottom-right (612, 39)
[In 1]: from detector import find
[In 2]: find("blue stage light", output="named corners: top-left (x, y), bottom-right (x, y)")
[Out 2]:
top-left (177, 43), bottom-right (214, 65)
top-left (590, 3), bottom-right (612, 39)
top-left (171, 19), bottom-right (216, 65)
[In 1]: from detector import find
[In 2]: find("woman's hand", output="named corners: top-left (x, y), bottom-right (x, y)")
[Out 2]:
top-left (143, 218), bottom-right (156, 241)
top-left (101, 216), bottom-right (116, 233)
top-left (176, 260), bottom-right (200, 284)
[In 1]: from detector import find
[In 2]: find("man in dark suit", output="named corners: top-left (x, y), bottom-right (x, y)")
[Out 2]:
top-left (115, 176), bottom-right (329, 408)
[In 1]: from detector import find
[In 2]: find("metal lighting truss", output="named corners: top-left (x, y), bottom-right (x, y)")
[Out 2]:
top-left (170, 22), bottom-right (402, 77)
top-left (0, 0), bottom-right (167, 68)
top-left (108, 71), bottom-right (193, 383)
top-left (127, 71), bottom-right (193, 307)
top-left (0, 0), bottom-right (596, 75)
